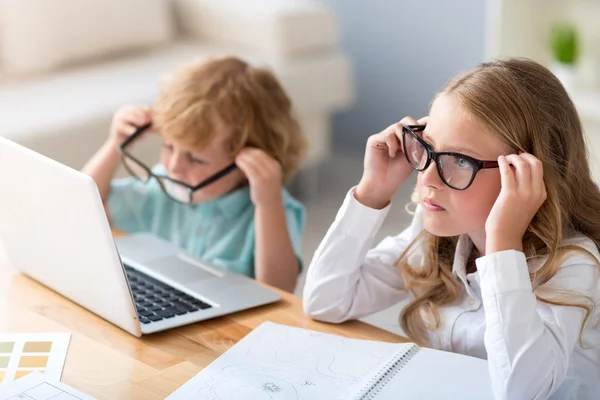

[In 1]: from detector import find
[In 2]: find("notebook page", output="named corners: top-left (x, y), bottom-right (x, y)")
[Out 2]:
top-left (166, 322), bottom-right (414, 400)
top-left (371, 347), bottom-right (495, 399)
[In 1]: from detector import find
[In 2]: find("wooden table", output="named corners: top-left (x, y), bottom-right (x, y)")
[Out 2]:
top-left (0, 260), bottom-right (408, 399)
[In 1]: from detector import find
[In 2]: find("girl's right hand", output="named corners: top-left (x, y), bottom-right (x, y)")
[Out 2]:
top-left (109, 105), bottom-right (152, 147)
top-left (355, 116), bottom-right (427, 209)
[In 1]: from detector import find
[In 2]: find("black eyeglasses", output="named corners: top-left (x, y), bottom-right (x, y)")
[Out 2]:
top-left (402, 125), bottom-right (499, 190)
top-left (118, 123), bottom-right (237, 204)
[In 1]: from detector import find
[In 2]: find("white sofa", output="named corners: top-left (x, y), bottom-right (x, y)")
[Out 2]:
top-left (0, 0), bottom-right (354, 182)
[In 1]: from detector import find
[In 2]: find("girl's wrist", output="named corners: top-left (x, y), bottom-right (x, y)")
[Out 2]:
top-left (485, 235), bottom-right (523, 255)
top-left (354, 183), bottom-right (391, 210)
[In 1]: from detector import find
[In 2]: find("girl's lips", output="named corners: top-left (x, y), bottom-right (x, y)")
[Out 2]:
top-left (423, 197), bottom-right (446, 211)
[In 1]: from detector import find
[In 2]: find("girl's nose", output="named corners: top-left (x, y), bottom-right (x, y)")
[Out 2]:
top-left (420, 161), bottom-right (444, 189)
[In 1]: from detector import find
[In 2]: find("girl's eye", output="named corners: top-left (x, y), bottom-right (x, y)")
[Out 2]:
top-left (162, 143), bottom-right (173, 151)
top-left (455, 157), bottom-right (473, 169)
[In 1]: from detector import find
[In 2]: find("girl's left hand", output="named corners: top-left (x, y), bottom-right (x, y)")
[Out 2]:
top-left (235, 148), bottom-right (283, 208)
top-left (485, 152), bottom-right (547, 254)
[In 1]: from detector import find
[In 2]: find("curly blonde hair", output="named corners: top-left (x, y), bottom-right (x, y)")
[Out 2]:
top-left (152, 55), bottom-right (307, 182)
top-left (397, 58), bottom-right (600, 345)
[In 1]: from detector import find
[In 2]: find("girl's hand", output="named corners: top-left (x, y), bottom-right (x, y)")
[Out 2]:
top-left (109, 105), bottom-right (152, 147)
top-left (236, 148), bottom-right (283, 208)
top-left (485, 152), bottom-right (547, 254)
top-left (355, 116), bottom-right (428, 209)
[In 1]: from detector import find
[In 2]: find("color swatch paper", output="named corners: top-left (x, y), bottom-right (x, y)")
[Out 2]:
top-left (0, 333), bottom-right (70, 385)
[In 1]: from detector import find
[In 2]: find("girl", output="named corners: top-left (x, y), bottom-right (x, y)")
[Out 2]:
top-left (83, 56), bottom-right (307, 292)
top-left (303, 58), bottom-right (600, 399)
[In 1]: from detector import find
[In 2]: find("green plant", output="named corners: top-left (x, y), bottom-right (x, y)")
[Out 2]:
top-left (551, 23), bottom-right (578, 64)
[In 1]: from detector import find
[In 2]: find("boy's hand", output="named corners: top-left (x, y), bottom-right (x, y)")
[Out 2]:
top-left (235, 148), bottom-right (283, 208)
top-left (109, 105), bottom-right (152, 147)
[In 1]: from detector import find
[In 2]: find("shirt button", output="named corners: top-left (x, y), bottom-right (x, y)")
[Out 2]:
top-left (467, 298), bottom-right (475, 307)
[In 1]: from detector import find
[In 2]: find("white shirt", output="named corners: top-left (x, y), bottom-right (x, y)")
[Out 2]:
top-left (303, 189), bottom-right (600, 400)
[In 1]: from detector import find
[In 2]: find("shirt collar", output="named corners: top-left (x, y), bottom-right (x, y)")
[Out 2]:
top-left (213, 185), bottom-right (251, 219)
top-left (452, 234), bottom-right (474, 286)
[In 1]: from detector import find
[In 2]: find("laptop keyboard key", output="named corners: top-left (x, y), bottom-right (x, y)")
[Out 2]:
top-left (147, 314), bottom-right (163, 322)
top-left (171, 300), bottom-right (190, 309)
top-left (139, 310), bottom-right (154, 317)
top-left (124, 264), bottom-right (215, 321)
top-left (173, 301), bottom-right (194, 311)
top-left (156, 307), bottom-right (178, 318)
top-left (174, 308), bottom-right (188, 316)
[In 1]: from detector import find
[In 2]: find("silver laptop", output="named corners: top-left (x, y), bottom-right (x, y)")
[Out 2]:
top-left (0, 137), bottom-right (281, 336)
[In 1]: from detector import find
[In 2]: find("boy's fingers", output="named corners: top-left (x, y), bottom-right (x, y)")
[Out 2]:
top-left (126, 124), bottom-right (137, 135)
top-left (117, 122), bottom-right (136, 135)
top-left (132, 110), bottom-right (150, 126)
top-left (237, 158), bottom-right (259, 179)
top-left (242, 154), bottom-right (265, 177)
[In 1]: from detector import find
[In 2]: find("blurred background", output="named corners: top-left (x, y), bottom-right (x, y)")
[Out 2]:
top-left (1, 0), bottom-right (599, 335)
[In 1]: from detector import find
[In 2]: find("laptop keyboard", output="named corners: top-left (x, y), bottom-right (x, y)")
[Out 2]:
top-left (124, 264), bottom-right (212, 324)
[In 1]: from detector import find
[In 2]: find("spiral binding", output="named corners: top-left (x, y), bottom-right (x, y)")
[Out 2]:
top-left (354, 344), bottom-right (421, 400)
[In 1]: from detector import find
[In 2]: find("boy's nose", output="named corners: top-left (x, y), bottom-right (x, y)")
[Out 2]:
top-left (167, 152), bottom-right (187, 177)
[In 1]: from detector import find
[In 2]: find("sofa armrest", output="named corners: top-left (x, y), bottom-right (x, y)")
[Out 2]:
top-left (173, 0), bottom-right (339, 59)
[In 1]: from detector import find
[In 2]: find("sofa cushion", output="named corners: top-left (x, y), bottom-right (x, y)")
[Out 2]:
top-left (174, 0), bottom-right (339, 60)
top-left (0, 0), bottom-right (174, 76)
top-left (0, 42), bottom-right (353, 169)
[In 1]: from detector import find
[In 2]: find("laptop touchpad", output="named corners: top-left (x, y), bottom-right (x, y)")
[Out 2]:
top-left (144, 254), bottom-right (222, 284)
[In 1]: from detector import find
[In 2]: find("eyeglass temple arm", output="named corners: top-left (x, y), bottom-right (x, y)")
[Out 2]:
top-left (406, 124), bottom-right (426, 132)
top-left (482, 161), bottom-right (499, 168)
top-left (118, 122), bottom-right (153, 150)
top-left (191, 163), bottom-right (238, 191)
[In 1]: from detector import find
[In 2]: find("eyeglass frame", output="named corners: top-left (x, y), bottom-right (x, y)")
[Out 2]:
top-left (117, 123), bottom-right (238, 204)
top-left (402, 124), bottom-right (500, 190)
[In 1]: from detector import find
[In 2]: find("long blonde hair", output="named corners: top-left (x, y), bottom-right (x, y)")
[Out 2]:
top-left (397, 58), bottom-right (600, 344)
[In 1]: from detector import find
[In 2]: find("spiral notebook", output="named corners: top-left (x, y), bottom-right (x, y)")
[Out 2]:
top-left (167, 321), bottom-right (495, 399)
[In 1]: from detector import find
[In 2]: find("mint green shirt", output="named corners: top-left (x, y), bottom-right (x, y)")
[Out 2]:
top-left (108, 170), bottom-right (306, 278)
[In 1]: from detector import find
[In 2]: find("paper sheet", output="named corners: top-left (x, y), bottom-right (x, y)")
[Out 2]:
top-left (166, 322), bottom-right (413, 400)
top-left (0, 371), bottom-right (96, 400)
